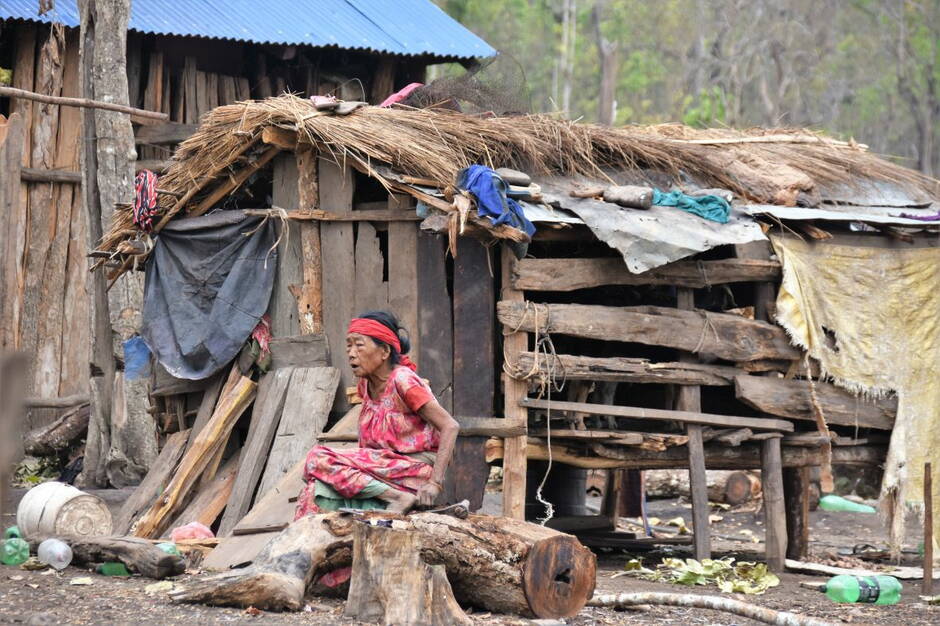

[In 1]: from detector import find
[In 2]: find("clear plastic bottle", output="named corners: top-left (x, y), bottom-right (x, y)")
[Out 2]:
top-left (37, 538), bottom-right (72, 570)
top-left (822, 575), bottom-right (902, 605)
top-left (1, 538), bottom-right (30, 566)
top-left (818, 495), bottom-right (877, 513)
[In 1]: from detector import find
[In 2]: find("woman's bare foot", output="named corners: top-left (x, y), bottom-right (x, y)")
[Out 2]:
top-left (377, 488), bottom-right (417, 513)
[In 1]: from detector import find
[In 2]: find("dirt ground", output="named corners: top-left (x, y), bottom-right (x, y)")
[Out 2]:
top-left (0, 493), bottom-right (938, 625)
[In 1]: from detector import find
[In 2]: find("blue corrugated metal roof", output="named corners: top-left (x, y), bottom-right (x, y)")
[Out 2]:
top-left (0, 0), bottom-right (495, 59)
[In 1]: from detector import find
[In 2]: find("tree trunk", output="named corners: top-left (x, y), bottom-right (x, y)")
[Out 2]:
top-left (345, 522), bottom-right (471, 625)
top-left (171, 512), bottom-right (596, 618)
top-left (78, 0), bottom-right (143, 488)
top-left (592, 1), bottom-right (618, 126)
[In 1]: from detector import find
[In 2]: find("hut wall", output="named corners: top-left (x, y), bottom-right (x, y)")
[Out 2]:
top-left (0, 19), bottom-right (430, 435)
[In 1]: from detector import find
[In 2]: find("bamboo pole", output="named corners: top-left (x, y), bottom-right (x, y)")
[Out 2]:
top-left (925, 462), bottom-right (933, 596)
top-left (0, 85), bottom-right (168, 121)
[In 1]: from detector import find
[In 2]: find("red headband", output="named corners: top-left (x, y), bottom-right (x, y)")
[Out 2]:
top-left (347, 318), bottom-right (417, 371)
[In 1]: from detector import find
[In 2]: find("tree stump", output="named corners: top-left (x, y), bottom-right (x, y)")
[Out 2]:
top-left (172, 511), bottom-right (596, 618)
top-left (345, 522), bottom-right (470, 625)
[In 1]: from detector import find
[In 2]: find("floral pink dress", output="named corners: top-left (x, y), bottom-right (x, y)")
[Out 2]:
top-left (294, 366), bottom-right (438, 519)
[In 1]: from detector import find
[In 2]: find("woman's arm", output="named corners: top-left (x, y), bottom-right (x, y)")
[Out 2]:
top-left (416, 399), bottom-right (460, 503)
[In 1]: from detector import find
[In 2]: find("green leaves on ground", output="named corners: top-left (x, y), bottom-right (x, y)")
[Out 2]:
top-left (622, 557), bottom-right (780, 595)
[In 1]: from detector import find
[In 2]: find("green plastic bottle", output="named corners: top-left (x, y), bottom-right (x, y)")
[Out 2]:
top-left (818, 495), bottom-right (877, 513)
top-left (822, 575), bottom-right (902, 605)
top-left (3, 526), bottom-right (21, 540)
top-left (96, 562), bottom-right (131, 577)
top-left (155, 542), bottom-right (180, 557)
top-left (1, 538), bottom-right (30, 566)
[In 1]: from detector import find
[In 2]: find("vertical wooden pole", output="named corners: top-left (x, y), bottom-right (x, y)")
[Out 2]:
top-left (267, 154), bottom-right (302, 337)
top-left (601, 470), bottom-right (624, 530)
top-left (296, 147), bottom-right (322, 335)
top-left (783, 466), bottom-right (810, 560)
top-left (676, 287), bottom-right (710, 560)
top-left (500, 246), bottom-right (527, 520)
top-left (761, 435), bottom-right (788, 571)
top-left (925, 462), bottom-right (933, 596)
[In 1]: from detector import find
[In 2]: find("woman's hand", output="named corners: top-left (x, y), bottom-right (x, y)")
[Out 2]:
top-left (416, 481), bottom-right (442, 507)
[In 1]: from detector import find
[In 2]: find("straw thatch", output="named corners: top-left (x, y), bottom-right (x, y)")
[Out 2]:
top-left (98, 94), bottom-right (940, 264)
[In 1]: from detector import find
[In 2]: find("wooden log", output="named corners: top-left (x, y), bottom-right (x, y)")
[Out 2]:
top-left (172, 511), bottom-right (596, 619)
top-left (134, 122), bottom-right (197, 145)
top-left (715, 428), bottom-right (753, 446)
top-left (645, 469), bottom-right (761, 506)
top-left (734, 375), bottom-right (896, 430)
top-left (485, 437), bottom-right (884, 470)
top-left (345, 523), bottom-right (471, 625)
top-left (0, 85), bottom-right (168, 121)
top-left (261, 125), bottom-right (298, 150)
top-left (501, 245), bottom-right (528, 520)
top-left (132, 377), bottom-right (256, 538)
top-left (30, 535), bottom-right (184, 579)
top-left (521, 398), bottom-right (794, 432)
top-left (761, 437), bottom-right (787, 571)
top-left (23, 393), bottom-right (90, 409)
top-left (24, 403), bottom-right (90, 455)
top-left (497, 301), bottom-right (800, 363)
top-left (321, 417), bottom-right (526, 441)
top-left (511, 257), bottom-right (782, 292)
top-left (19, 167), bottom-right (82, 184)
top-left (512, 352), bottom-right (741, 386)
top-left (295, 147), bottom-right (323, 334)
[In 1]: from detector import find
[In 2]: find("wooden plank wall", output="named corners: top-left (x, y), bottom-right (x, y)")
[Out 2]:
top-left (0, 26), bottom-right (90, 431)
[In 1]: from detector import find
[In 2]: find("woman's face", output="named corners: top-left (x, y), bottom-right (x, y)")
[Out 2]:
top-left (346, 332), bottom-right (391, 377)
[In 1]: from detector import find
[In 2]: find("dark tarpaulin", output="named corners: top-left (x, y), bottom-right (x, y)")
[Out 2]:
top-left (142, 210), bottom-right (278, 380)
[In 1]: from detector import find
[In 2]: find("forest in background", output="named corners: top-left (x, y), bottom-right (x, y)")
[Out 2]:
top-left (434, 0), bottom-right (940, 176)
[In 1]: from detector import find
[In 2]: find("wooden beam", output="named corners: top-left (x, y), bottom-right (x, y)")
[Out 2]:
top-left (243, 208), bottom-right (422, 222)
top-left (501, 245), bottom-right (528, 520)
top-left (734, 375), bottom-right (896, 430)
top-left (319, 417), bottom-right (527, 441)
top-left (485, 438), bottom-right (885, 470)
top-left (512, 352), bottom-right (741, 386)
top-left (0, 85), bottom-right (168, 120)
top-left (512, 257), bottom-right (782, 291)
top-left (135, 122), bottom-right (197, 145)
top-left (261, 126), bottom-right (298, 150)
top-left (24, 393), bottom-right (89, 408)
top-left (189, 146), bottom-right (280, 218)
top-left (762, 437), bottom-right (788, 571)
top-left (521, 398), bottom-right (794, 432)
top-left (20, 167), bottom-right (82, 184)
top-left (497, 301), bottom-right (801, 363)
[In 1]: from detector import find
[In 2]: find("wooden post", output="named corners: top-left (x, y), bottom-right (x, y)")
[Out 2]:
top-left (500, 246), bottom-right (528, 520)
top-left (295, 147), bottom-right (322, 335)
top-left (602, 469), bottom-right (624, 529)
top-left (761, 436), bottom-right (787, 571)
top-left (267, 153), bottom-right (302, 337)
top-left (676, 287), bottom-right (710, 560)
top-left (783, 466), bottom-right (810, 560)
top-left (925, 462), bottom-right (933, 596)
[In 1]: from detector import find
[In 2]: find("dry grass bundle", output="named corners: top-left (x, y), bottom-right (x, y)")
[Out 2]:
top-left (98, 94), bottom-right (940, 263)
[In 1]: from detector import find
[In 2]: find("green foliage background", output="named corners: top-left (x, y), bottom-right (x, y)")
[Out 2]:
top-left (435, 0), bottom-right (940, 176)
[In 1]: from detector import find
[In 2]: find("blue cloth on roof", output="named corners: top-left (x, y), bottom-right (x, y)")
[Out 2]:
top-left (652, 189), bottom-right (731, 224)
top-left (456, 165), bottom-right (536, 237)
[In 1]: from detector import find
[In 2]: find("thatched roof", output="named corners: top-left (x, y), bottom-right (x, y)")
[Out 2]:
top-left (99, 95), bottom-right (940, 266)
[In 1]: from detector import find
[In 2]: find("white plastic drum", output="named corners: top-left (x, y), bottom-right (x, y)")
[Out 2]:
top-left (16, 482), bottom-right (113, 539)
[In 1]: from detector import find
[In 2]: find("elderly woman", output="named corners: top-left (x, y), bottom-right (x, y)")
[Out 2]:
top-left (295, 311), bottom-right (460, 518)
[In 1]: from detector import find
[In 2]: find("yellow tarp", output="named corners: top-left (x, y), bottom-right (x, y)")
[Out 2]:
top-left (771, 235), bottom-right (940, 554)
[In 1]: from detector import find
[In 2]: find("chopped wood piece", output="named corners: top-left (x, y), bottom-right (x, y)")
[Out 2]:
top-left (166, 452), bottom-right (240, 535)
top-left (115, 429), bottom-right (191, 535)
top-left (268, 334), bottom-right (328, 369)
top-left (603, 185), bottom-right (653, 209)
top-left (260, 125), bottom-right (298, 150)
top-left (132, 377), bottom-right (256, 538)
top-left (715, 428), bottom-right (753, 446)
top-left (734, 374), bottom-right (896, 430)
top-left (645, 469), bottom-right (761, 505)
top-left (498, 301), bottom-right (800, 363)
top-left (511, 257), bottom-right (781, 291)
top-left (217, 369), bottom-right (292, 537)
top-left (345, 523), bottom-right (471, 625)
